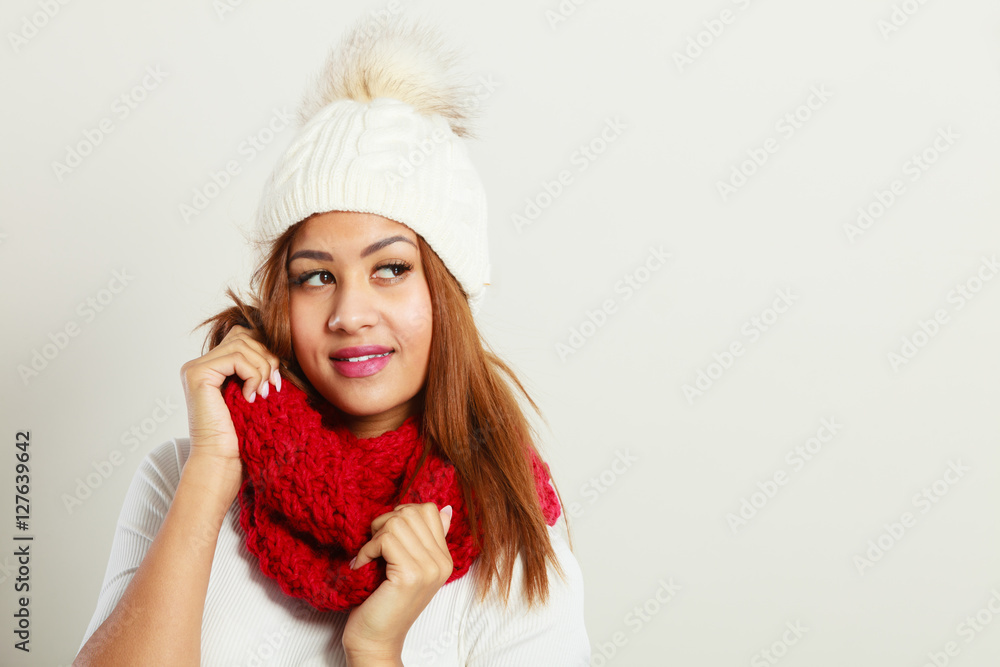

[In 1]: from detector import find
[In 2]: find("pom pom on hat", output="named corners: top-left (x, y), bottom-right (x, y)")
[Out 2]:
top-left (297, 14), bottom-right (480, 138)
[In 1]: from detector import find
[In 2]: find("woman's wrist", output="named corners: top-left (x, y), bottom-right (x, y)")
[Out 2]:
top-left (345, 656), bottom-right (404, 667)
top-left (347, 654), bottom-right (403, 667)
top-left (343, 640), bottom-right (404, 667)
top-left (344, 649), bottom-right (404, 667)
top-left (182, 450), bottom-right (244, 508)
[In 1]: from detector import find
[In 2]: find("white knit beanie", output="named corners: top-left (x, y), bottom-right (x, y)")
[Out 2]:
top-left (255, 13), bottom-right (490, 314)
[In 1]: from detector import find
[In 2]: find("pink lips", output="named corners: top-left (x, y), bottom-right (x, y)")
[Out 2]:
top-left (331, 345), bottom-right (393, 378)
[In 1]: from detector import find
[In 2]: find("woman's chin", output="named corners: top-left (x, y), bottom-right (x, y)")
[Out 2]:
top-left (318, 392), bottom-right (416, 422)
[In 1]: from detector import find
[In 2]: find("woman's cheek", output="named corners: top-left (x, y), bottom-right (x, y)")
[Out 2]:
top-left (394, 284), bottom-right (433, 338)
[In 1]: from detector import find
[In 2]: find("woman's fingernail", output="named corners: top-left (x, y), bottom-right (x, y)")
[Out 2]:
top-left (442, 505), bottom-right (453, 518)
top-left (349, 557), bottom-right (357, 569)
top-left (271, 368), bottom-right (281, 392)
top-left (248, 391), bottom-right (256, 403)
top-left (261, 381), bottom-right (269, 399)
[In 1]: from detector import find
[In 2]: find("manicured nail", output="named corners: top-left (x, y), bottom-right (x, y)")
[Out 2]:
top-left (271, 368), bottom-right (281, 392)
top-left (248, 391), bottom-right (256, 403)
top-left (260, 381), bottom-right (269, 399)
top-left (441, 505), bottom-right (453, 518)
top-left (349, 557), bottom-right (357, 569)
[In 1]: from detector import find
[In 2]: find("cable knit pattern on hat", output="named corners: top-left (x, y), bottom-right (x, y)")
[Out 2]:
top-left (222, 376), bottom-right (561, 612)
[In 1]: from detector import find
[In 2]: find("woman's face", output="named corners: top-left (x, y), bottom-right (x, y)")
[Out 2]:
top-left (287, 210), bottom-right (432, 438)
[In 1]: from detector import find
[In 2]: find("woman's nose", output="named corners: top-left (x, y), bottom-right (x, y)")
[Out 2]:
top-left (327, 278), bottom-right (379, 334)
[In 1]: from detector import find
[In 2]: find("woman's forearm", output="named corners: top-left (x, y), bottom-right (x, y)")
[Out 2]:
top-left (74, 453), bottom-right (243, 667)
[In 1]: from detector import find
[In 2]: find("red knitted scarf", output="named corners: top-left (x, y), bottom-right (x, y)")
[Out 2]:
top-left (221, 376), bottom-right (561, 612)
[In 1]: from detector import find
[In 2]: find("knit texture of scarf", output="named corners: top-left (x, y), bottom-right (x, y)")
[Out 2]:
top-left (221, 376), bottom-right (562, 612)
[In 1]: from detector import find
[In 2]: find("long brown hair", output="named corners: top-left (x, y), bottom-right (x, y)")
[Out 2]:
top-left (194, 217), bottom-right (575, 609)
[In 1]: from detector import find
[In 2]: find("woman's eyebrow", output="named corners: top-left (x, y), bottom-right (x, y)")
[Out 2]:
top-left (287, 235), bottom-right (417, 265)
top-left (361, 235), bottom-right (416, 257)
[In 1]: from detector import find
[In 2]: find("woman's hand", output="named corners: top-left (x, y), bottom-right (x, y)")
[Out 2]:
top-left (343, 503), bottom-right (454, 663)
top-left (179, 324), bottom-right (281, 471)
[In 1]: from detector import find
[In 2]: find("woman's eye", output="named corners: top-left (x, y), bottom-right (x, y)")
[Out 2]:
top-left (293, 263), bottom-right (411, 287)
top-left (297, 270), bottom-right (333, 287)
top-left (374, 262), bottom-right (412, 281)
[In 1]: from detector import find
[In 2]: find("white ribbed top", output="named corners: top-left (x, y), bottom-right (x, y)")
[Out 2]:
top-left (77, 437), bottom-right (591, 666)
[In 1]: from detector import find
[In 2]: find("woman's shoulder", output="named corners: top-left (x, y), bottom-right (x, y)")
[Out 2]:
top-left (129, 436), bottom-right (194, 498)
top-left (520, 520), bottom-right (585, 604)
top-left (148, 435), bottom-right (192, 466)
top-left (455, 519), bottom-right (590, 663)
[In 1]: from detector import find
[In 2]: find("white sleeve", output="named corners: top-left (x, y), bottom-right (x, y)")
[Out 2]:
top-left (464, 520), bottom-right (591, 667)
top-left (76, 438), bottom-right (189, 653)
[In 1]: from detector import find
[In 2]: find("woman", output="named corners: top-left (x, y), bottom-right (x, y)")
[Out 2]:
top-left (75, 13), bottom-right (590, 666)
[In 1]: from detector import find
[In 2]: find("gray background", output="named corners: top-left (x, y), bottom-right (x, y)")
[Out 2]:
top-left (2, 0), bottom-right (999, 665)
